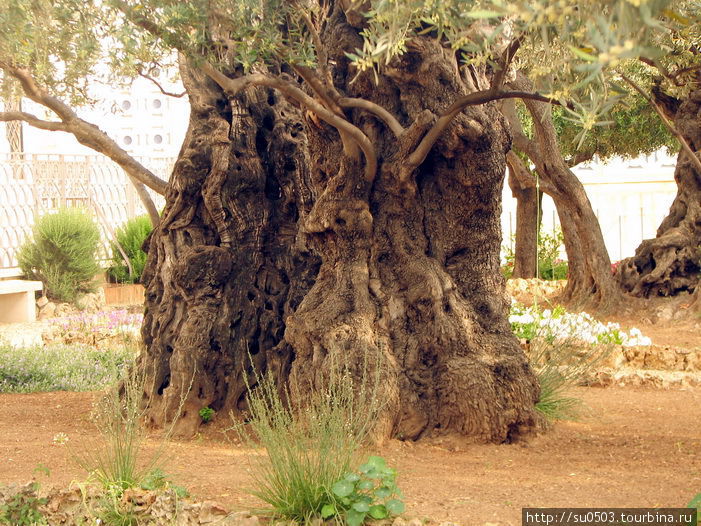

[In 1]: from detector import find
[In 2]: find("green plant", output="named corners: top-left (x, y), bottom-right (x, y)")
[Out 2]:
top-left (536, 229), bottom-right (568, 280)
top-left (18, 207), bottom-right (101, 303)
top-left (198, 406), bottom-right (215, 423)
top-left (140, 468), bottom-right (189, 498)
top-left (0, 482), bottom-right (47, 525)
top-left (234, 353), bottom-right (385, 522)
top-left (107, 215), bottom-right (153, 284)
top-left (325, 456), bottom-right (405, 526)
top-left (0, 342), bottom-right (135, 393)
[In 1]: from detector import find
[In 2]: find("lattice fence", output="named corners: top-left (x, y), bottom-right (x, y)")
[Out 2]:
top-left (0, 153), bottom-right (172, 271)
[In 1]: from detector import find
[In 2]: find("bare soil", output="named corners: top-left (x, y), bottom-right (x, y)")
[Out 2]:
top-left (1, 386), bottom-right (700, 525)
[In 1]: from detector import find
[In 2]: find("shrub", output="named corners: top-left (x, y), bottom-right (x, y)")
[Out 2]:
top-left (0, 342), bottom-right (134, 393)
top-left (107, 215), bottom-right (152, 284)
top-left (18, 207), bottom-right (101, 303)
top-left (234, 354), bottom-right (386, 523)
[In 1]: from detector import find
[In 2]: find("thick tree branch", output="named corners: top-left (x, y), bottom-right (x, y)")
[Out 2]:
top-left (402, 89), bottom-right (562, 181)
top-left (338, 97), bottom-right (405, 137)
top-left (0, 111), bottom-right (70, 132)
top-left (201, 62), bottom-right (378, 183)
top-left (0, 62), bottom-right (168, 200)
top-left (622, 74), bottom-right (701, 176)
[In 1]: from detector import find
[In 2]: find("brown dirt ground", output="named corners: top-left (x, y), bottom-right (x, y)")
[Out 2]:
top-left (1, 386), bottom-right (700, 525)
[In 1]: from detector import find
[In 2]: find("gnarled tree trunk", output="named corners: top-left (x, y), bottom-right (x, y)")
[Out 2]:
top-left (139, 63), bottom-right (319, 436)
top-left (284, 10), bottom-right (539, 442)
top-left (139, 9), bottom-right (541, 442)
top-left (618, 88), bottom-right (701, 298)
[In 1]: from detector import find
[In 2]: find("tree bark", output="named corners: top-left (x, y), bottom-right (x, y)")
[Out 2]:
top-left (139, 10), bottom-right (541, 442)
top-left (506, 152), bottom-right (540, 278)
top-left (503, 76), bottom-right (622, 310)
top-left (138, 62), bottom-right (319, 436)
top-left (283, 9), bottom-right (540, 442)
top-left (617, 87), bottom-right (701, 298)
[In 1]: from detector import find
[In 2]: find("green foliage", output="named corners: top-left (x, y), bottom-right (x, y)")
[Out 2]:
top-left (326, 456), bottom-right (405, 526)
top-left (198, 406), bottom-right (215, 423)
top-left (0, 482), bottom-right (47, 526)
top-left (234, 355), bottom-right (384, 522)
top-left (108, 215), bottom-right (152, 284)
top-left (0, 342), bottom-right (134, 393)
top-left (18, 207), bottom-right (101, 304)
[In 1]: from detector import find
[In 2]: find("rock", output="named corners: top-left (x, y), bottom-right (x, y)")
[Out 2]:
top-left (36, 296), bottom-right (49, 308)
top-left (657, 306), bottom-right (674, 323)
top-left (392, 519), bottom-right (408, 526)
top-left (38, 301), bottom-right (56, 319)
top-left (76, 289), bottom-right (106, 312)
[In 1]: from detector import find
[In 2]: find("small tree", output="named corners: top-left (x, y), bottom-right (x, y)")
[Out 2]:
top-left (18, 207), bottom-right (101, 303)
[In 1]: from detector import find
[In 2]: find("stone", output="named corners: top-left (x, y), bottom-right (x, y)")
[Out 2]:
top-left (657, 306), bottom-right (674, 322)
top-left (36, 296), bottom-right (49, 308)
top-left (38, 301), bottom-right (56, 319)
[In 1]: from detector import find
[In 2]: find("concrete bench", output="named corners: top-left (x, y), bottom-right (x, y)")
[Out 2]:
top-left (0, 280), bottom-right (43, 323)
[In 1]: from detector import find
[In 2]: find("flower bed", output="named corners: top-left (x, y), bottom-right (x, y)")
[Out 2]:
top-left (509, 302), bottom-right (652, 347)
top-left (43, 309), bottom-right (144, 348)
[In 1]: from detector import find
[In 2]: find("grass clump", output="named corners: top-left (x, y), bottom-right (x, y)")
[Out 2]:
top-left (235, 354), bottom-right (388, 523)
top-left (72, 367), bottom-right (185, 525)
top-left (107, 215), bottom-right (152, 284)
top-left (18, 207), bottom-right (101, 303)
top-left (0, 342), bottom-right (134, 393)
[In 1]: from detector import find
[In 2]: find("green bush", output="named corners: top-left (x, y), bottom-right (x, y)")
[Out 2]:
top-left (18, 207), bottom-right (101, 303)
top-left (0, 342), bottom-right (134, 393)
top-left (107, 215), bottom-right (152, 284)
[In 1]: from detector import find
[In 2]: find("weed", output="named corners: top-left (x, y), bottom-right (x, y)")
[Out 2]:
top-left (233, 352), bottom-right (385, 522)
top-left (0, 482), bottom-right (47, 525)
top-left (326, 455), bottom-right (405, 526)
top-left (198, 406), bottom-right (215, 423)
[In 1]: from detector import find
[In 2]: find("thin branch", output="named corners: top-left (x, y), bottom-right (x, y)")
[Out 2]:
top-left (622, 73), bottom-right (701, 176)
top-left (291, 64), bottom-right (343, 115)
top-left (299, 10), bottom-right (332, 86)
top-left (138, 70), bottom-right (187, 98)
top-left (200, 62), bottom-right (378, 183)
top-left (338, 97), bottom-right (405, 137)
top-left (490, 35), bottom-right (523, 92)
top-left (0, 111), bottom-right (69, 132)
top-left (639, 56), bottom-right (701, 87)
top-left (404, 89), bottom-right (567, 179)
